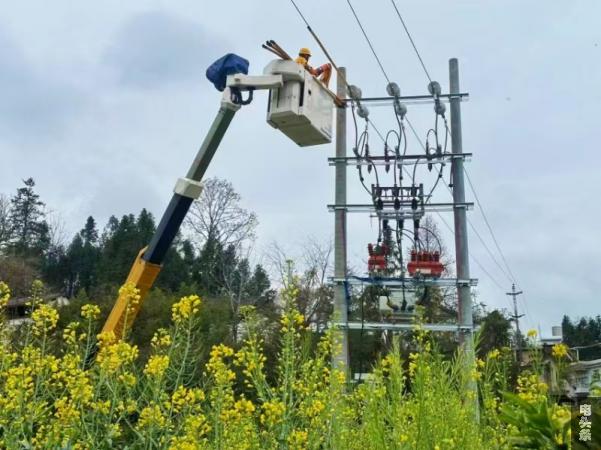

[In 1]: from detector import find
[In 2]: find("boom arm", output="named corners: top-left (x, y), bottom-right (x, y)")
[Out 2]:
top-left (102, 65), bottom-right (284, 340)
top-left (102, 91), bottom-right (241, 339)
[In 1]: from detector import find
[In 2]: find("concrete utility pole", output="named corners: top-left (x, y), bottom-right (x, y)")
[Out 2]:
top-left (449, 58), bottom-right (474, 348)
top-left (449, 59), bottom-right (478, 415)
top-left (506, 283), bottom-right (524, 363)
top-left (333, 67), bottom-right (350, 370)
top-left (286, 259), bottom-right (294, 286)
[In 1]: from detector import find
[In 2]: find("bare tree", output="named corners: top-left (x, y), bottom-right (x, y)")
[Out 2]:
top-left (46, 211), bottom-right (68, 250)
top-left (0, 194), bottom-right (11, 253)
top-left (266, 237), bottom-right (334, 331)
top-left (298, 237), bottom-right (334, 330)
top-left (264, 241), bottom-right (292, 287)
top-left (185, 178), bottom-right (258, 250)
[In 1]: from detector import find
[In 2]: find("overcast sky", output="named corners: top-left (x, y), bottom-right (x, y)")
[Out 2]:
top-left (1, 1), bottom-right (600, 335)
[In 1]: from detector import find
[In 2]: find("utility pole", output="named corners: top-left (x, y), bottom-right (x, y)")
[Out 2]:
top-left (449, 58), bottom-right (477, 413)
top-left (333, 67), bottom-right (350, 371)
top-left (450, 58), bottom-right (473, 347)
top-left (506, 283), bottom-right (524, 364)
top-left (285, 259), bottom-right (294, 286)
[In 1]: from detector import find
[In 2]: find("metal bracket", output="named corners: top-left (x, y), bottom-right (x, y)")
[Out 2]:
top-left (331, 321), bottom-right (476, 333)
top-left (173, 177), bottom-right (203, 200)
top-left (226, 74), bottom-right (283, 91)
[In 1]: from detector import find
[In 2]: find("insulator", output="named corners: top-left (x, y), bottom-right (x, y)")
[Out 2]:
top-left (435, 101), bottom-right (446, 116)
top-left (428, 81), bottom-right (442, 96)
top-left (367, 164), bottom-right (372, 173)
top-left (386, 82), bottom-right (401, 97)
top-left (436, 144), bottom-right (442, 155)
top-left (394, 100), bottom-right (407, 118)
top-left (394, 198), bottom-right (400, 210)
top-left (376, 198), bottom-right (383, 210)
top-left (392, 186), bottom-right (399, 196)
top-left (428, 163), bottom-right (433, 172)
top-left (348, 85), bottom-right (362, 100)
top-left (385, 164), bottom-right (390, 173)
top-left (411, 198), bottom-right (418, 210)
top-left (357, 104), bottom-right (369, 119)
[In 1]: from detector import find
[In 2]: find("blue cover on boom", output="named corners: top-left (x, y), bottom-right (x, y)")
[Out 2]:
top-left (206, 54), bottom-right (249, 92)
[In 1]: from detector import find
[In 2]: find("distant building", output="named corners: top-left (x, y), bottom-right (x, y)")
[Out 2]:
top-left (521, 327), bottom-right (601, 399)
top-left (565, 359), bottom-right (601, 399)
top-left (5, 293), bottom-right (69, 327)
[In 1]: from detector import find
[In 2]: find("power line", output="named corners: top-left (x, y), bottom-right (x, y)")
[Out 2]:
top-left (368, 120), bottom-right (386, 143)
top-left (463, 166), bottom-right (518, 284)
top-left (434, 211), bottom-right (506, 291)
top-left (295, 0), bottom-right (510, 303)
top-left (388, 0), bottom-right (432, 83)
top-left (345, 0), bottom-right (391, 84)
top-left (466, 220), bottom-right (513, 284)
top-left (405, 122), bottom-right (513, 289)
top-left (289, 0), bottom-right (310, 27)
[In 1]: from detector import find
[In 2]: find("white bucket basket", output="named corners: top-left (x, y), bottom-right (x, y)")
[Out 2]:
top-left (264, 60), bottom-right (334, 147)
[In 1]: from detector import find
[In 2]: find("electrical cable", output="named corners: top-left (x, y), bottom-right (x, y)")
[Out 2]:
top-left (464, 166), bottom-right (518, 284)
top-left (345, 0), bottom-right (391, 84)
top-left (406, 118), bottom-right (513, 286)
top-left (289, 0), bottom-right (310, 26)
top-left (434, 211), bottom-right (506, 291)
top-left (388, 0), bottom-right (433, 83)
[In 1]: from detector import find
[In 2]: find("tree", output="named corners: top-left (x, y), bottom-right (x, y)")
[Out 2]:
top-left (266, 238), bottom-right (334, 331)
top-left (95, 211), bottom-right (192, 292)
top-left (186, 178), bottom-right (257, 249)
top-left (562, 315), bottom-right (601, 360)
top-left (97, 213), bottom-right (140, 285)
top-left (81, 216), bottom-right (99, 245)
top-left (0, 194), bottom-right (11, 253)
top-left (477, 309), bottom-right (512, 357)
top-left (8, 178), bottom-right (49, 256)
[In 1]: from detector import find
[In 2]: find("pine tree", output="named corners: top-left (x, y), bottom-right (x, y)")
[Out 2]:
top-left (81, 216), bottom-right (98, 245)
top-left (8, 178), bottom-right (49, 256)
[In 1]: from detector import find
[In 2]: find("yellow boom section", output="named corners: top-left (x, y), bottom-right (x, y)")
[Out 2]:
top-left (101, 248), bottom-right (161, 340)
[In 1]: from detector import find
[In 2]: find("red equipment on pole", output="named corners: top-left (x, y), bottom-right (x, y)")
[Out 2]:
top-left (407, 249), bottom-right (444, 278)
top-left (367, 243), bottom-right (389, 273)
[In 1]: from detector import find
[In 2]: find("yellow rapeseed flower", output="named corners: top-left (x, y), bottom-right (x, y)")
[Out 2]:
top-left (96, 338), bottom-right (139, 374)
top-left (137, 404), bottom-right (166, 429)
top-left (144, 354), bottom-right (170, 378)
top-left (488, 348), bottom-right (501, 359)
top-left (287, 429), bottom-right (308, 449)
top-left (552, 343), bottom-right (569, 359)
top-left (81, 304), bottom-right (101, 320)
top-left (527, 329), bottom-right (537, 339)
top-left (151, 328), bottom-right (172, 349)
top-left (31, 303), bottom-right (59, 336)
top-left (260, 400), bottom-right (285, 426)
top-left (171, 295), bottom-right (202, 323)
top-left (0, 281), bottom-right (10, 309)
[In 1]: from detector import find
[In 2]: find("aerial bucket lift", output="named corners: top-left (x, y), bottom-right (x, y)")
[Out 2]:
top-left (102, 53), bottom-right (335, 339)
top-left (264, 59), bottom-right (333, 146)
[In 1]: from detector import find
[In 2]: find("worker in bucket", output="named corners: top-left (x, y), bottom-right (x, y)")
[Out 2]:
top-left (295, 47), bottom-right (332, 87)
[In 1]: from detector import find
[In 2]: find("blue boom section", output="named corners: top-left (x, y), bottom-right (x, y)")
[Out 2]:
top-left (206, 53), bottom-right (249, 91)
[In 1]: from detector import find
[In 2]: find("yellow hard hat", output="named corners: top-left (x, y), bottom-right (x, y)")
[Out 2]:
top-left (299, 47), bottom-right (312, 57)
